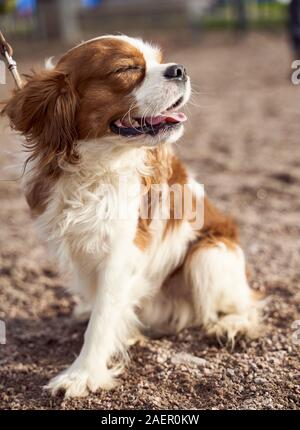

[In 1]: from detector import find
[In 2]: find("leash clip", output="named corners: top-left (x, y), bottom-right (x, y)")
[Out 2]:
top-left (0, 30), bottom-right (23, 90)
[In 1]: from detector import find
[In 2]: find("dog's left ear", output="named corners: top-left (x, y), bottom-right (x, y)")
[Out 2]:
top-left (3, 70), bottom-right (79, 167)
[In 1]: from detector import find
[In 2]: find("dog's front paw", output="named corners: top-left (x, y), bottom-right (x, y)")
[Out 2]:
top-left (45, 365), bottom-right (118, 398)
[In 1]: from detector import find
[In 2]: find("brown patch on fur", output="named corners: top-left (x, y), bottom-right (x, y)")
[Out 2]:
top-left (186, 236), bottom-right (237, 264)
top-left (134, 153), bottom-right (202, 250)
top-left (199, 198), bottom-right (239, 243)
top-left (134, 149), bottom-right (186, 250)
top-left (184, 201), bottom-right (240, 270)
top-left (134, 218), bottom-right (152, 251)
top-left (59, 38), bottom-right (146, 140)
top-left (2, 37), bottom-right (146, 215)
top-left (163, 156), bottom-right (189, 237)
top-left (134, 147), bottom-right (172, 250)
top-left (26, 167), bottom-right (60, 217)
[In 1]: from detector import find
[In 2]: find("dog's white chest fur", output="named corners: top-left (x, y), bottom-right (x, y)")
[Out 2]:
top-left (35, 147), bottom-right (142, 271)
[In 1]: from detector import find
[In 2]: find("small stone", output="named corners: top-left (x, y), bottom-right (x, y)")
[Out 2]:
top-left (171, 352), bottom-right (207, 367)
top-left (257, 189), bottom-right (267, 200)
top-left (254, 377), bottom-right (267, 385)
top-left (157, 354), bottom-right (168, 364)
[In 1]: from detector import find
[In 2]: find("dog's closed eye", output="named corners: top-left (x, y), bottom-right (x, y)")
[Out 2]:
top-left (114, 65), bottom-right (144, 74)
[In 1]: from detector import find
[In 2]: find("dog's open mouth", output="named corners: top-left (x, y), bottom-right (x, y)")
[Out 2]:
top-left (110, 100), bottom-right (187, 137)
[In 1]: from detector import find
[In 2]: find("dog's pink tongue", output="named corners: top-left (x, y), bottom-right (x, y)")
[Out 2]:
top-left (165, 112), bottom-right (187, 123)
top-left (147, 112), bottom-right (187, 125)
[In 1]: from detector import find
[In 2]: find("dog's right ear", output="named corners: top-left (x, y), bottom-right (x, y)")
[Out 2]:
top-left (2, 70), bottom-right (79, 167)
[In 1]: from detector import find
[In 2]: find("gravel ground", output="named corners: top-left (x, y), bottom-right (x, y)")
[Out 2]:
top-left (0, 32), bottom-right (299, 410)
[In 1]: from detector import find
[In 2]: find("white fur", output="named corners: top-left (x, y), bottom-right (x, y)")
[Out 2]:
top-left (45, 57), bottom-right (55, 70)
top-left (22, 36), bottom-right (260, 397)
top-left (185, 242), bottom-right (260, 342)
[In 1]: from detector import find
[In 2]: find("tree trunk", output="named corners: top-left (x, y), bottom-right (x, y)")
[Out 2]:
top-left (232, 0), bottom-right (247, 31)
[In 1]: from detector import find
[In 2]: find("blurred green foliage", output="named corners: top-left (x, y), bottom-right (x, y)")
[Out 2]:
top-left (202, 1), bottom-right (288, 30)
top-left (0, 0), bottom-right (17, 14)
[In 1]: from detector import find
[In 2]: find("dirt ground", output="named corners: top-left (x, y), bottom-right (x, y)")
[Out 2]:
top-left (0, 32), bottom-right (299, 410)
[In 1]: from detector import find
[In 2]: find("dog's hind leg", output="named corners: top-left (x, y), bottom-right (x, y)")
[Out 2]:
top-left (184, 236), bottom-right (261, 343)
top-left (139, 269), bottom-right (194, 338)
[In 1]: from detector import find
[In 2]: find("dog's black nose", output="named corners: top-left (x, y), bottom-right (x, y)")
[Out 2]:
top-left (164, 64), bottom-right (187, 81)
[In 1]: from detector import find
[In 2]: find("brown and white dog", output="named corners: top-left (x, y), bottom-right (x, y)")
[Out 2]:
top-left (3, 35), bottom-right (260, 398)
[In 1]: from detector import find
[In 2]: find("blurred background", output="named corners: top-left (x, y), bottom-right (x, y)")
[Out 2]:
top-left (0, 0), bottom-right (300, 410)
top-left (0, 1), bottom-right (296, 44)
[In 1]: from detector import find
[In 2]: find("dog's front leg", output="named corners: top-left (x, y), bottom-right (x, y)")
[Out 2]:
top-left (46, 241), bottom-right (142, 398)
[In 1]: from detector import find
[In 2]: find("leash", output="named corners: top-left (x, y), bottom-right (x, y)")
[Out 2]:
top-left (0, 30), bottom-right (26, 183)
top-left (0, 29), bottom-right (23, 90)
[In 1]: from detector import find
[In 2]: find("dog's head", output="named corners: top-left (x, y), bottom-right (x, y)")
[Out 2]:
top-left (4, 35), bottom-right (191, 165)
